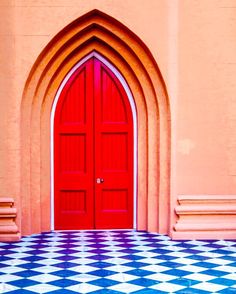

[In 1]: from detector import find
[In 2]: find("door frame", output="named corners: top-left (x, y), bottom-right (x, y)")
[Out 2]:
top-left (50, 52), bottom-right (138, 230)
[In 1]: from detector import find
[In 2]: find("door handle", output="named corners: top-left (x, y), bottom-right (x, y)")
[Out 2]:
top-left (96, 178), bottom-right (104, 184)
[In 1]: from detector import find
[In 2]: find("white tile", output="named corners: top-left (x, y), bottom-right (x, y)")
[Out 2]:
top-left (25, 284), bottom-right (60, 293)
top-left (2, 259), bottom-right (28, 266)
top-left (28, 273), bottom-right (61, 283)
top-left (0, 266), bottom-right (25, 274)
top-left (166, 252), bottom-right (194, 258)
top-left (102, 252), bottom-right (128, 257)
top-left (142, 264), bottom-right (170, 272)
top-left (134, 251), bottom-right (160, 258)
top-left (170, 257), bottom-right (198, 264)
top-left (9, 247), bottom-right (34, 253)
top-left (105, 246), bottom-right (125, 251)
top-left (0, 283), bottom-right (19, 293)
top-left (151, 282), bottom-right (185, 292)
top-left (108, 273), bottom-right (138, 282)
top-left (185, 241), bottom-right (209, 246)
top-left (6, 253), bottom-right (31, 259)
top-left (145, 273), bottom-right (176, 282)
top-left (105, 265), bottom-right (133, 273)
top-left (41, 246), bottom-right (64, 252)
top-left (67, 283), bottom-right (101, 293)
top-left (105, 257), bottom-right (130, 265)
top-left (177, 265), bottom-right (207, 272)
top-left (69, 265), bottom-right (97, 273)
top-left (37, 252), bottom-right (64, 259)
top-left (35, 259), bottom-right (62, 265)
top-left (192, 282), bottom-right (227, 292)
top-left (32, 265), bottom-right (60, 273)
top-left (68, 273), bottom-right (99, 282)
top-left (215, 240), bottom-right (236, 246)
top-left (222, 273), bottom-right (236, 280)
top-left (158, 240), bottom-right (181, 246)
top-left (108, 282), bottom-right (143, 293)
top-left (213, 265), bottom-right (236, 273)
top-left (163, 246), bottom-right (186, 252)
top-left (0, 274), bottom-right (22, 282)
top-left (126, 240), bottom-right (150, 246)
top-left (134, 245), bottom-right (156, 251)
top-left (191, 246), bottom-right (216, 252)
top-left (198, 252), bottom-right (223, 258)
top-left (69, 258), bottom-right (96, 265)
top-left (138, 257), bottom-right (165, 264)
top-left (70, 252), bottom-right (95, 258)
top-left (100, 241), bottom-right (122, 245)
top-left (206, 258), bottom-right (234, 265)
top-left (184, 273), bottom-right (216, 282)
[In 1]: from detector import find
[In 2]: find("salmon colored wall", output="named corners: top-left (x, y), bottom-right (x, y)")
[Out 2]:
top-left (0, 0), bottom-right (236, 239)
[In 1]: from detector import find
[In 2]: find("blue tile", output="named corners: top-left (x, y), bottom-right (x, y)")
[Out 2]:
top-left (49, 278), bottom-right (78, 287)
top-left (89, 277), bottom-right (119, 287)
top-left (218, 288), bottom-right (236, 294)
top-left (90, 255), bottom-right (111, 261)
top-left (132, 290), bottom-right (167, 294)
top-left (89, 289), bottom-right (124, 294)
top-left (14, 270), bottom-right (42, 277)
top-left (159, 261), bottom-right (183, 268)
top-left (19, 263), bottom-right (43, 270)
top-left (46, 290), bottom-right (78, 294)
top-left (124, 261), bottom-right (149, 268)
top-left (130, 277), bottom-right (159, 287)
top-left (89, 262), bottom-right (113, 268)
top-left (200, 269), bottom-right (229, 277)
top-left (211, 249), bottom-right (231, 254)
top-left (171, 278), bottom-right (200, 287)
top-left (175, 289), bottom-right (212, 294)
top-left (6, 290), bottom-right (36, 294)
top-left (126, 269), bottom-right (154, 277)
top-left (8, 279), bottom-right (38, 287)
top-left (151, 248), bottom-right (172, 254)
top-left (194, 262), bottom-right (218, 268)
top-left (122, 255), bottom-right (143, 261)
top-left (52, 269), bottom-right (78, 277)
top-left (22, 256), bottom-right (45, 262)
top-left (53, 262), bottom-right (79, 269)
top-left (164, 269), bottom-right (192, 277)
top-left (89, 269), bottom-right (117, 277)
top-left (210, 277), bottom-right (236, 286)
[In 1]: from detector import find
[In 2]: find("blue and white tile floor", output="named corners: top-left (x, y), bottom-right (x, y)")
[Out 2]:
top-left (0, 230), bottom-right (236, 293)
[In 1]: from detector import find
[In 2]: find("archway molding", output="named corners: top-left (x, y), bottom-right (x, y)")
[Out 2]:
top-left (20, 9), bottom-right (171, 236)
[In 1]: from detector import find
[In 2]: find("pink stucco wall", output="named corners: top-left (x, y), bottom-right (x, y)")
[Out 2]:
top-left (0, 0), bottom-right (236, 239)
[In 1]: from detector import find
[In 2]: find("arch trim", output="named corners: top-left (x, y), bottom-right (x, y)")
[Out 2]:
top-left (50, 51), bottom-right (138, 230)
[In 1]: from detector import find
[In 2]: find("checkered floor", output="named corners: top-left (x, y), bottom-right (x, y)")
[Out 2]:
top-left (0, 231), bottom-right (236, 293)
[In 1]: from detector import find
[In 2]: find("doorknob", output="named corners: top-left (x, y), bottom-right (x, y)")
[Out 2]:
top-left (96, 178), bottom-right (104, 184)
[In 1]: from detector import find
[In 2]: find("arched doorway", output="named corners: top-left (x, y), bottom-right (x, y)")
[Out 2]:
top-left (51, 53), bottom-right (137, 230)
top-left (20, 10), bottom-right (170, 237)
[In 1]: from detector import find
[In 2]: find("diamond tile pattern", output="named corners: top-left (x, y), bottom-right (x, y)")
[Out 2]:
top-left (0, 230), bottom-right (236, 293)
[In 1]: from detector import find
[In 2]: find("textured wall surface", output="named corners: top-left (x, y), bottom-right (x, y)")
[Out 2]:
top-left (0, 0), bottom-right (236, 238)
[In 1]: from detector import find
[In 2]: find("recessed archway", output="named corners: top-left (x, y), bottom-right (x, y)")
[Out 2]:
top-left (20, 10), bottom-right (170, 236)
top-left (51, 52), bottom-right (138, 230)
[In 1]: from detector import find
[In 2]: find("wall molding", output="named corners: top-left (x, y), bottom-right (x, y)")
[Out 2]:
top-left (0, 198), bottom-right (20, 242)
top-left (172, 195), bottom-right (236, 239)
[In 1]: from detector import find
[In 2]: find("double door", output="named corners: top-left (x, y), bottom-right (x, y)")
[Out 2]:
top-left (54, 57), bottom-right (133, 229)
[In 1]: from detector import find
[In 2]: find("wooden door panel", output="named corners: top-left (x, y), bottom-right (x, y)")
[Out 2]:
top-left (54, 57), bottom-right (133, 230)
top-left (54, 59), bottom-right (94, 229)
top-left (101, 133), bottom-right (128, 172)
top-left (94, 58), bottom-right (133, 229)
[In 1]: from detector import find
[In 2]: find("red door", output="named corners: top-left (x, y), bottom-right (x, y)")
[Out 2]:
top-left (54, 57), bottom-right (133, 230)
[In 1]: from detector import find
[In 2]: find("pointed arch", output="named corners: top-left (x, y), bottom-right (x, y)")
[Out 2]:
top-left (21, 10), bottom-right (171, 236)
